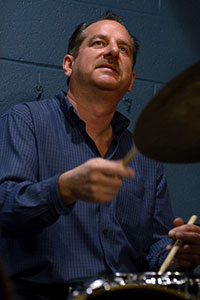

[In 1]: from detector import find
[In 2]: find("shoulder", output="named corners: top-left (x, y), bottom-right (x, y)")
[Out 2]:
top-left (1, 91), bottom-right (65, 125)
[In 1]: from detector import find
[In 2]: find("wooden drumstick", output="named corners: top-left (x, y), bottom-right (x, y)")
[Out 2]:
top-left (122, 146), bottom-right (138, 167)
top-left (159, 214), bottom-right (197, 274)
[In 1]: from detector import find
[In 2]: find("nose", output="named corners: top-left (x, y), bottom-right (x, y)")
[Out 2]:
top-left (104, 41), bottom-right (119, 59)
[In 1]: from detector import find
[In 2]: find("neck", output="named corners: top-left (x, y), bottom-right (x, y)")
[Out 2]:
top-left (67, 89), bottom-right (118, 157)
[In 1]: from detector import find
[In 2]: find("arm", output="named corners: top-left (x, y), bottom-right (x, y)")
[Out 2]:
top-left (0, 109), bottom-right (72, 236)
top-left (0, 107), bottom-right (134, 237)
top-left (146, 163), bottom-right (200, 272)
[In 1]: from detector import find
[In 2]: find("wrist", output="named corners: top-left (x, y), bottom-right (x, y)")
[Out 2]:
top-left (58, 173), bottom-right (77, 206)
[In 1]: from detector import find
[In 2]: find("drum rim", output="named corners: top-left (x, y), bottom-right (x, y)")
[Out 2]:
top-left (73, 283), bottom-right (195, 300)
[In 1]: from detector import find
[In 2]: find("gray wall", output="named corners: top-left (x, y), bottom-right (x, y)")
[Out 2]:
top-left (0, 0), bottom-right (200, 223)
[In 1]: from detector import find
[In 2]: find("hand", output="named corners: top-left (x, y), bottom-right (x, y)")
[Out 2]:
top-left (58, 158), bottom-right (134, 205)
top-left (167, 217), bottom-right (200, 271)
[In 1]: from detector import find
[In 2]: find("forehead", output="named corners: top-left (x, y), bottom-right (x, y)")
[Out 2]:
top-left (84, 20), bottom-right (132, 43)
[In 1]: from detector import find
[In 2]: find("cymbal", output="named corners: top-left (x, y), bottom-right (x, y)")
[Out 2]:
top-left (134, 60), bottom-right (200, 163)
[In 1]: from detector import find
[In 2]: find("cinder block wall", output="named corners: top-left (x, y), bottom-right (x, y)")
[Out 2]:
top-left (0, 0), bottom-right (200, 222)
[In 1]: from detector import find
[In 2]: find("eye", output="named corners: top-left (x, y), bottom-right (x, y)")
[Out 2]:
top-left (92, 40), bottom-right (104, 47)
top-left (119, 46), bottom-right (129, 54)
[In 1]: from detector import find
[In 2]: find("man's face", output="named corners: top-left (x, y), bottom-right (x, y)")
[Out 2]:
top-left (69, 20), bottom-right (135, 93)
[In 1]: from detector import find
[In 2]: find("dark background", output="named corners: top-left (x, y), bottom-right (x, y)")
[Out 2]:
top-left (0, 1), bottom-right (200, 230)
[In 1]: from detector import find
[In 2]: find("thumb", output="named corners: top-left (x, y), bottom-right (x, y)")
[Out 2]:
top-left (173, 217), bottom-right (184, 228)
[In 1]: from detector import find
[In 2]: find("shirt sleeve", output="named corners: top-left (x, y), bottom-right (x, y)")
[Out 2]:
top-left (0, 107), bottom-right (73, 237)
top-left (146, 163), bottom-right (174, 270)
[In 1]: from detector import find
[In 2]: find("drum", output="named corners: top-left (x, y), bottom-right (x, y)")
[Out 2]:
top-left (68, 272), bottom-right (199, 300)
top-left (187, 274), bottom-right (200, 299)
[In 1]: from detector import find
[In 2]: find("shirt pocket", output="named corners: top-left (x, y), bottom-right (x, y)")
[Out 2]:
top-left (115, 175), bottom-right (153, 251)
top-left (121, 174), bottom-right (145, 199)
top-left (116, 174), bottom-right (145, 222)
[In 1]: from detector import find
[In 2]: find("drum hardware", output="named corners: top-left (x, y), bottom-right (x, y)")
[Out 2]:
top-left (138, 272), bottom-right (188, 294)
top-left (188, 275), bottom-right (200, 299)
top-left (68, 272), bottom-right (199, 299)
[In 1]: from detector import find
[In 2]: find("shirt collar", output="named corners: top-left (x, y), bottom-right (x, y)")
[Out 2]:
top-left (56, 90), bottom-right (130, 137)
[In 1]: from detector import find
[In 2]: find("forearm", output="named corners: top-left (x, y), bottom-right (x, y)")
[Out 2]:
top-left (0, 175), bottom-right (74, 237)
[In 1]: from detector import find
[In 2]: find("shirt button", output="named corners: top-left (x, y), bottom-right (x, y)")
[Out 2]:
top-left (102, 229), bottom-right (109, 236)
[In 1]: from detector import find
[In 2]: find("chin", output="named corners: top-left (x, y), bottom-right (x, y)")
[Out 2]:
top-left (96, 85), bottom-right (118, 92)
top-left (94, 80), bottom-right (120, 90)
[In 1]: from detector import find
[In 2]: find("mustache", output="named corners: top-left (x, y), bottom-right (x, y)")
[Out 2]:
top-left (94, 58), bottom-right (121, 74)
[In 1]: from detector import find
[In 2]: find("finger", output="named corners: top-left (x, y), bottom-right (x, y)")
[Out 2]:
top-left (166, 246), bottom-right (200, 270)
top-left (88, 185), bottom-right (120, 203)
top-left (174, 252), bottom-right (200, 267)
top-left (179, 244), bottom-right (200, 255)
top-left (168, 218), bottom-right (184, 239)
top-left (169, 223), bottom-right (200, 238)
top-left (167, 242), bottom-right (200, 254)
top-left (94, 159), bottom-right (135, 178)
top-left (169, 224), bottom-right (200, 241)
top-left (90, 170), bottom-right (123, 188)
top-left (174, 257), bottom-right (196, 269)
top-left (105, 174), bottom-right (124, 186)
top-left (103, 165), bottom-right (134, 178)
top-left (87, 175), bottom-right (123, 203)
top-left (175, 231), bottom-right (200, 245)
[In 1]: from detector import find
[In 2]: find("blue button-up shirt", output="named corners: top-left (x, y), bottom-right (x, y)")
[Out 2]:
top-left (0, 90), bottom-right (174, 284)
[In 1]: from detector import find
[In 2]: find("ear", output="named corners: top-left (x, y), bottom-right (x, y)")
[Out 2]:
top-left (62, 55), bottom-right (74, 78)
top-left (127, 71), bottom-right (136, 92)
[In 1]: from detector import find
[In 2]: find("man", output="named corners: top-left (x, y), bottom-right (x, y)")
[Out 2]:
top-left (0, 11), bottom-right (200, 300)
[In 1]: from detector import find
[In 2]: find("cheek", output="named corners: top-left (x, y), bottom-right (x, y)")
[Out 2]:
top-left (122, 65), bottom-right (133, 81)
top-left (76, 54), bottom-right (94, 72)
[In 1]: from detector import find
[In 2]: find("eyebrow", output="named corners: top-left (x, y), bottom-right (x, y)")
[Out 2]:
top-left (88, 34), bottom-right (133, 52)
top-left (87, 34), bottom-right (107, 44)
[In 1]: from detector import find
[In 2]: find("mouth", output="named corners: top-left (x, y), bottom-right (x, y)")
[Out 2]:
top-left (97, 64), bottom-right (119, 74)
